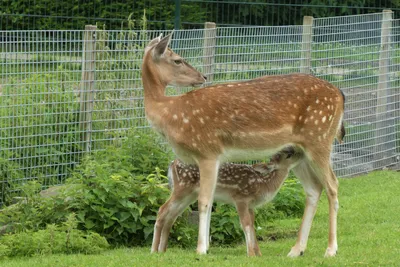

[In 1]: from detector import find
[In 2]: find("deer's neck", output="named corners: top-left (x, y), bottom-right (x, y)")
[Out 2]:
top-left (141, 62), bottom-right (168, 101)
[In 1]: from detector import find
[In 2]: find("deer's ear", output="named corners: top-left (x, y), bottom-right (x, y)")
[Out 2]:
top-left (144, 34), bottom-right (163, 54)
top-left (153, 33), bottom-right (173, 58)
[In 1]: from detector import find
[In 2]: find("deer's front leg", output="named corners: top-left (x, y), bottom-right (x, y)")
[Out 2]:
top-left (196, 158), bottom-right (219, 255)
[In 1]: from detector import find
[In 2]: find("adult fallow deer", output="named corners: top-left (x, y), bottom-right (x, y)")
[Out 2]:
top-left (152, 146), bottom-right (303, 256)
top-left (142, 33), bottom-right (345, 257)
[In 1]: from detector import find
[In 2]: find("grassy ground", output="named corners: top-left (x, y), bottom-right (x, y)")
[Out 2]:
top-left (2, 170), bottom-right (400, 267)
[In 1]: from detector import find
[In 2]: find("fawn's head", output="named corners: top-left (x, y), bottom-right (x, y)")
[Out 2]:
top-left (143, 33), bottom-right (206, 87)
top-left (253, 146), bottom-right (303, 174)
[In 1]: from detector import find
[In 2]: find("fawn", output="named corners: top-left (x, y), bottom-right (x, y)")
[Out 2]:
top-left (152, 146), bottom-right (303, 256)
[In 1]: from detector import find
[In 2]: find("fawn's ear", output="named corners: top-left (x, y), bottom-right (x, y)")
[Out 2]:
top-left (153, 32), bottom-right (173, 58)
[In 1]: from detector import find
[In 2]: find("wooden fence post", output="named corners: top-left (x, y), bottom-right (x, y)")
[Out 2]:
top-left (375, 10), bottom-right (393, 165)
top-left (80, 25), bottom-right (97, 153)
top-left (300, 16), bottom-right (313, 74)
top-left (203, 22), bottom-right (216, 85)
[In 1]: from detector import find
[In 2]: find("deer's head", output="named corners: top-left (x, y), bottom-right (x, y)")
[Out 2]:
top-left (143, 33), bottom-right (206, 87)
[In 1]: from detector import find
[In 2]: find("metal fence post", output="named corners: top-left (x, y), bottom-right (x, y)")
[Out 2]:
top-left (300, 16), bottom-right (313, 74)
top-left (203, 22), bottom-right (216, 85)
top-left (80, 25), bottom-right (97, 153)
top-left (174, 0), bottom-right (181, 30)
top-left (374, 10), bottom-right (393, 165)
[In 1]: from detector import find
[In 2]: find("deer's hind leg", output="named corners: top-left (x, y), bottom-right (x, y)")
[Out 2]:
top-left (288, 148), bottom-right (338, 257)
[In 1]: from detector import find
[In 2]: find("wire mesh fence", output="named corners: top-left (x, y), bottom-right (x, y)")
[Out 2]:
top-left (312, 12), bottom-right (400, 177)
top-left (0, 11), bottom-right (399, 203)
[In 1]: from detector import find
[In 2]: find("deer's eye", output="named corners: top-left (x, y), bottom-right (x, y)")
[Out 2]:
top-left (174, 59), bottom-right (183, 65)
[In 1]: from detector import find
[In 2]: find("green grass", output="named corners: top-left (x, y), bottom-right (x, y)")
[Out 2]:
top-left (1, 170), bottom-right (400, 266)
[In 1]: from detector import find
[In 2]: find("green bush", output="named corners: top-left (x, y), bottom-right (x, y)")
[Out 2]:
top-left (0, 128), bottom-right (305, 250)
top-left (0, 214), bottom-right (109, 257)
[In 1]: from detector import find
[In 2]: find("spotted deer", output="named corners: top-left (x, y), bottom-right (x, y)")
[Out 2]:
top-left (152, 147), bottom-right (303, 256)
top-left (142, 33), bottom-right (345, 257)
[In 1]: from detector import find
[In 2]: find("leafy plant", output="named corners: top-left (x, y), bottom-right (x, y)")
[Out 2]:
top-left (0, 213), bottom-right (109, 257)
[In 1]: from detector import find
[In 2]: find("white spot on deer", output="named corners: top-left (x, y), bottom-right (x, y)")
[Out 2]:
top-left (309, 131), bottom-right (314, 136)
top-left (329, 115), bottom-right (333, 121)
top-left (215, 110), bottom-right (219, 114)
top-left (310, 115), bottom-right (314, 120)
top-left (314, 120), bottom-right (319, 125)
top-left (288, 101), bottom-right (292, 106)
top-left (297, 96), bottom-right (301, 100)
top-left (223, 120), bottom-right (228, 124)
top-left (314, 110), bottom-right (317, 113)
top-left (169, 100), bottom-right (174, 104)
top-left (227, 84), bottom-right (234, 87)
top-left (196, 134), bottom-right (201, 140)
top-left (330, 97), bottom-right (333, 102)
top-left (199, 117), bottom-right (205, 124)
top-left (192, 143), bottom-right (197, 147)
top-left (316, 99), bottom-right (320, 104)
top-left (186, 100), bottom-right (189, 104)
top-left (304, 89), bottom-right (308, 94)
top-left (183, 172), bottom-right (187, 177)
top-left (323, 133), bottom-right (327, 139)
top-left (318, 136), bottom-right (322, 141)
top-left (172, 114), bottom-right (178, 120)
top-left (183, 118), bottom-right (189, 123)
top-left (318, 127), bottom-right (322, 131)
top-left (322, 116), bottom-right (327, 123)
top-left (300, 128), bottom-right (304, 132)
top-left (294, 103), bottom-right (298, 108)
top-left (319, 110), bottom-right (323, 115)
top-left (327, 105), bottom-right (331, 110)
top-left (304, 118), bottom-right (308, 124)
top-left (237, 83), bottom-right (242, 86)
top-left (306, 106), bottom-right (312, 112)
top-left (299, 115), bottom-right (303, 121)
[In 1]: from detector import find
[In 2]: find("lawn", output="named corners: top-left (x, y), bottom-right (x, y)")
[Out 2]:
top-left (2, 170), bottom-right (400, 267)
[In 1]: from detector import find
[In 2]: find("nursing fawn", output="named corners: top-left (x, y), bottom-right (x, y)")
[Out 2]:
top-left (152, 147), bottom-right (303, 256)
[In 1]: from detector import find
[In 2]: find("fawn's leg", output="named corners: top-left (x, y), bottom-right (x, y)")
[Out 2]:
top-left (157, 193), bottom-right (197, 252)
top-left (236, 202), bottom-right (260, 256)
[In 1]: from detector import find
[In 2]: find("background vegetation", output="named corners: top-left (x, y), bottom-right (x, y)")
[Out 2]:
top-left (1, 0), bottom-right (400, 30)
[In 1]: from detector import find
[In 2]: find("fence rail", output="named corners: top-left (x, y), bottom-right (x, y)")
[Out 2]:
top-left (0, 11), bottom-right (399, 203)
